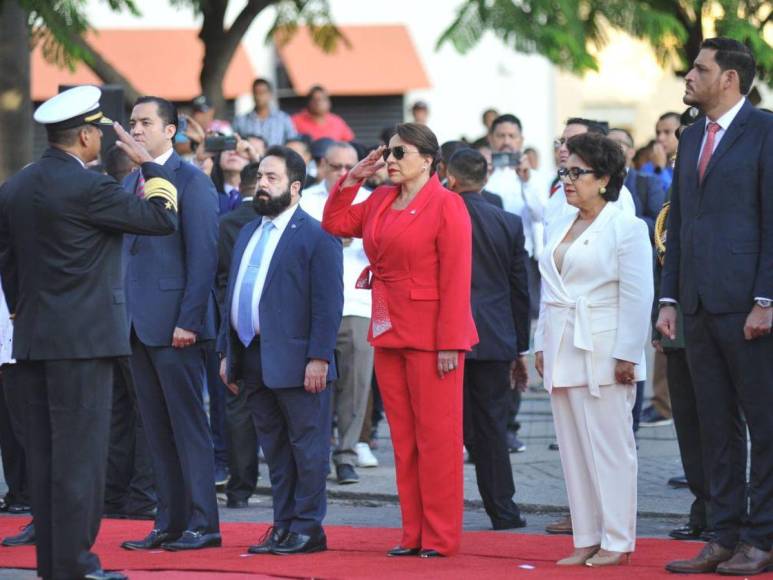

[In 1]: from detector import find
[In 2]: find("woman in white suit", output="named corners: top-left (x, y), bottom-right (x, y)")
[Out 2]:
top-left (534, 133), bottom-right (653, 567)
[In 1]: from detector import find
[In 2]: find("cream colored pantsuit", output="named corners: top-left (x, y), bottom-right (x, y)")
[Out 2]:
top-left (551, 384), bottom-right (638, 551)
top-left (536, 203), bottom-right (653, 554)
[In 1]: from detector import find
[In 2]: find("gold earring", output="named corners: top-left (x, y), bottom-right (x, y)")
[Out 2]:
top-left (600, 186), bottom-right (607, 195)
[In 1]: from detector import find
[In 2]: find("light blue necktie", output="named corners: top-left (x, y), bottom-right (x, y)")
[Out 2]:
top-left (236, 221), bottom-right (275, 346)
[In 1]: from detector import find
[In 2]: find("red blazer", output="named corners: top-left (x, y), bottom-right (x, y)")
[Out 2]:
top-left (323, 173), bottom-right (478, 352)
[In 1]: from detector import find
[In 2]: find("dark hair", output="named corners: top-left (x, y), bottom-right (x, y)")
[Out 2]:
top-left (285, 136), bottom-right (311, 153)
top-left (104, 144), bottom-right (135, 182)
top-left (609, 127), bottom-right (634, 148)
top-left (307, 84), bottom-right (327, 101)
top-left (440, 140), bottom-right (468, 163)
top-left (243, 134), bottom-right (268, 149)
top-left (482, 108), bottom-right (498, 123)
top-left (490, 114), bottom-right (522, 134)
top-left (565, 133), bottom-right (626, 201)
top-left (701, 37), bottom-right (756, 95)
top-left (46, 124), bottom-right (88, 146)
top-left (252, 77), bottom-right (273, 92)
top-left (657, 111), bottom-right (681, 124)
top-left (263, 145), bottom-right (307, 191)
top-left (239, 161), bottom-right (260, 192)
top-left (134, 96), bottom-right (179, 136)
top-left (447, 148), bottom-right (487, 189)
top-left (566, 117), bottom-right (608, 135)
top-left (380, 125), bottom-right (397, 145)
top-left (394, 123), bottom-right (440, 174)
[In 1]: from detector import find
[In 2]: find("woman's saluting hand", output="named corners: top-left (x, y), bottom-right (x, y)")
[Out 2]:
top-left (342, 145), bottom-right (387, 188)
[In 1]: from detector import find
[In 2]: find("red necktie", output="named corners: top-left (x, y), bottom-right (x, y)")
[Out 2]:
top-left (135, 173), bottom-right (145, 198)
top-left (698, 122), bottom-right (721, 183)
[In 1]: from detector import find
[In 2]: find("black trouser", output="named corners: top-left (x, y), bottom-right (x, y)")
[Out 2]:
top-left (684, 307), bottom-right (769, 550)
top-left (0, 366), bottom-right (28, 506)
top-left (130, 335), bottom-right (219, 535)
top-left (205, 346), bottom-right (228, 470)
top-left (104, 357), bottom-right (156, 514)
top-left (224, 376), bottom-right (259, 503)
top-left (665, 348), bottom-right (710, 529)
top-left (17, 358), bottom-right (114, 580)
top-left (463, 360), bottom-right (523, 528)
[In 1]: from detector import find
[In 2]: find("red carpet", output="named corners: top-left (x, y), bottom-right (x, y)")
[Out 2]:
top-left (0, 516), bottom-right (718, 578)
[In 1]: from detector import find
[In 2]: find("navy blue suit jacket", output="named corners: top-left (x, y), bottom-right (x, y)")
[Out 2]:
top-left (220, 206), bottom-right (344, 389)
top-left (124, 151), bottom-right (219, 345)
top-left (624, 168), bottom-right (666, 240)
top-left (661, 101), bottom-right (773, 314)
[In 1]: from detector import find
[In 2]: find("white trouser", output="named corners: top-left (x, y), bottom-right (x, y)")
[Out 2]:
top-left (551, 384), bottom-right (638, 552)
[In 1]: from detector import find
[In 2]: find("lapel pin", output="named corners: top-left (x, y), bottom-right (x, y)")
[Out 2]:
top-left (410, 209), bottom-right (417, 215)
top-left (291, 224), bottom-right (297, 229)
top-left (584, 240), bottom-right (589, 245)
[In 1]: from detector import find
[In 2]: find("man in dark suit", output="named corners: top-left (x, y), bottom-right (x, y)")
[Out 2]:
top-left (120, 97), bottom-right (221, 552)
top-left (219, 146), bottom-right (343, 555)
top-left (0, 86), bottom-right (178, 580)
top-left (217, 162), bottom-right (260, 508)
top-left (446, 148), bottom-right (529, 530)
top-left (657, 38), bottom-right (773, 576)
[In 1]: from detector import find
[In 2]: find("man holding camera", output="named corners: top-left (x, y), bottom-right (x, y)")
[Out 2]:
top-left (484, 114), bottom-right (544, 454)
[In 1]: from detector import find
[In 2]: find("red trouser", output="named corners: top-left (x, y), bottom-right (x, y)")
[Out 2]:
top-left (374, 347), bottom-right (464, 555)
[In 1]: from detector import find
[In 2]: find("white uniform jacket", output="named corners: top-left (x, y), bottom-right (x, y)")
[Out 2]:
top-left (534, 203), bottom-right (653, 397)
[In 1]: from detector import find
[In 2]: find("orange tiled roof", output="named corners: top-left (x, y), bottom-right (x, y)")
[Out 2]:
top-left (32, 29), bottom-right (255, 101)
top-left (276, 25), bottom-right (430, 96)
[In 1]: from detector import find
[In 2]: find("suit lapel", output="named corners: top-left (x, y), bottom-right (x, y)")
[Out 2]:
top-left (700, 100), bottom-right (751, 186)
top-left (262, 207), bottom-right (305, 293)
top-left (374, 175), bottom-right (440, 260)
top-left (679, 122), bottom-right (704, 192)
top-left (560, 202), bottom-right (617, 280)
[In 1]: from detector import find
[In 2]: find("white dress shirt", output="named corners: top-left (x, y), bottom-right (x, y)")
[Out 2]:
top-left (485, 167), bottom-right (546, 258)
top-left (697, 97), bottom-right (745, 161)
top-left (230, 203), bottom-right (299, 335)
top-left (0, 278), bottom-right (14, 366)
top-left (154, 147), bottom-right (174, 166)
top-left (300, 181), bottom-right (372, 318)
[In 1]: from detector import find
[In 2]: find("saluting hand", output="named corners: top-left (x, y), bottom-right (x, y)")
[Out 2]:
top-left (341, 146), bottom-right (387, 188)
top-left (304, 359), bottom-right (329, 393)
top-left (113, 122), bottom-right (153, 165)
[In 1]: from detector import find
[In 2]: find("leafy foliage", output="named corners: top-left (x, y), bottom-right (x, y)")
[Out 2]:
top-left (438, 0), bottom-right (772, 85)
top-left (10, 0), bottom-right (139, 68)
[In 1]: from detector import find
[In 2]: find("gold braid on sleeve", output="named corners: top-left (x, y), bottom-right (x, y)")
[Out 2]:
top-left (144, 177), bottom-right (178, 212)
top-left (654, 201), bottom-right (670, 266)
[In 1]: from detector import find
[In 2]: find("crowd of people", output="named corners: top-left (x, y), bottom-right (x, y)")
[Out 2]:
top-left (0, 35), bottom-right (770, 579)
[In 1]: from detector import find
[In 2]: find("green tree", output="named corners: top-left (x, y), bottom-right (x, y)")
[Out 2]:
top-left (0, 0), bottom-right (138, 181)
top-left (438, 0), bottom-right (772, 85)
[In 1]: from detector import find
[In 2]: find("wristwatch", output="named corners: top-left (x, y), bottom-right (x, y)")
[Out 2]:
top-left (755, 299), bottom-right (772, 308)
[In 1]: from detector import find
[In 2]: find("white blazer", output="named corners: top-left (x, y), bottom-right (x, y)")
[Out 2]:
top-left (534, 203), bottom-right (653, 397)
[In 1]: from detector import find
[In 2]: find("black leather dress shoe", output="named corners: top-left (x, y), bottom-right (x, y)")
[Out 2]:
top-left (83, 569), bottom-right (128, 580)
top-left (669, 523), bottom-right (706, 541)
top-left (419, 549), bottom-right (444, 558)
top-left (226, 498), bottom-right (249, 509)
top-left (248, 526), bottom-right (288, 554)
top-left (492, 516), bottom-right (527, 530)
top-left (6, 503), bottom-right (31, 515)
top-left (121, 529), bottom-right (180, 551)
top-left (387, 546), bottom-right (420, 557)
top-left (668, 474), bottom-right (689, 489)
top-left (161, 530), bottom-right (222, 551)
top-left (2, 522), bottom-right (35, 546)
top-left (271, 531), bottom-right (327, 555)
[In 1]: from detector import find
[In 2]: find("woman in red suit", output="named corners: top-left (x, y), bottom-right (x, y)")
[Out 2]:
top-left (323, 123), bottom-right (478, 557)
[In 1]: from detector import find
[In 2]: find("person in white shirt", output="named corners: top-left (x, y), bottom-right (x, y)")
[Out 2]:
top-left (545, 118), bottom-right (637, 238)
top-left (300, 142), bottom-right (378, 481)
